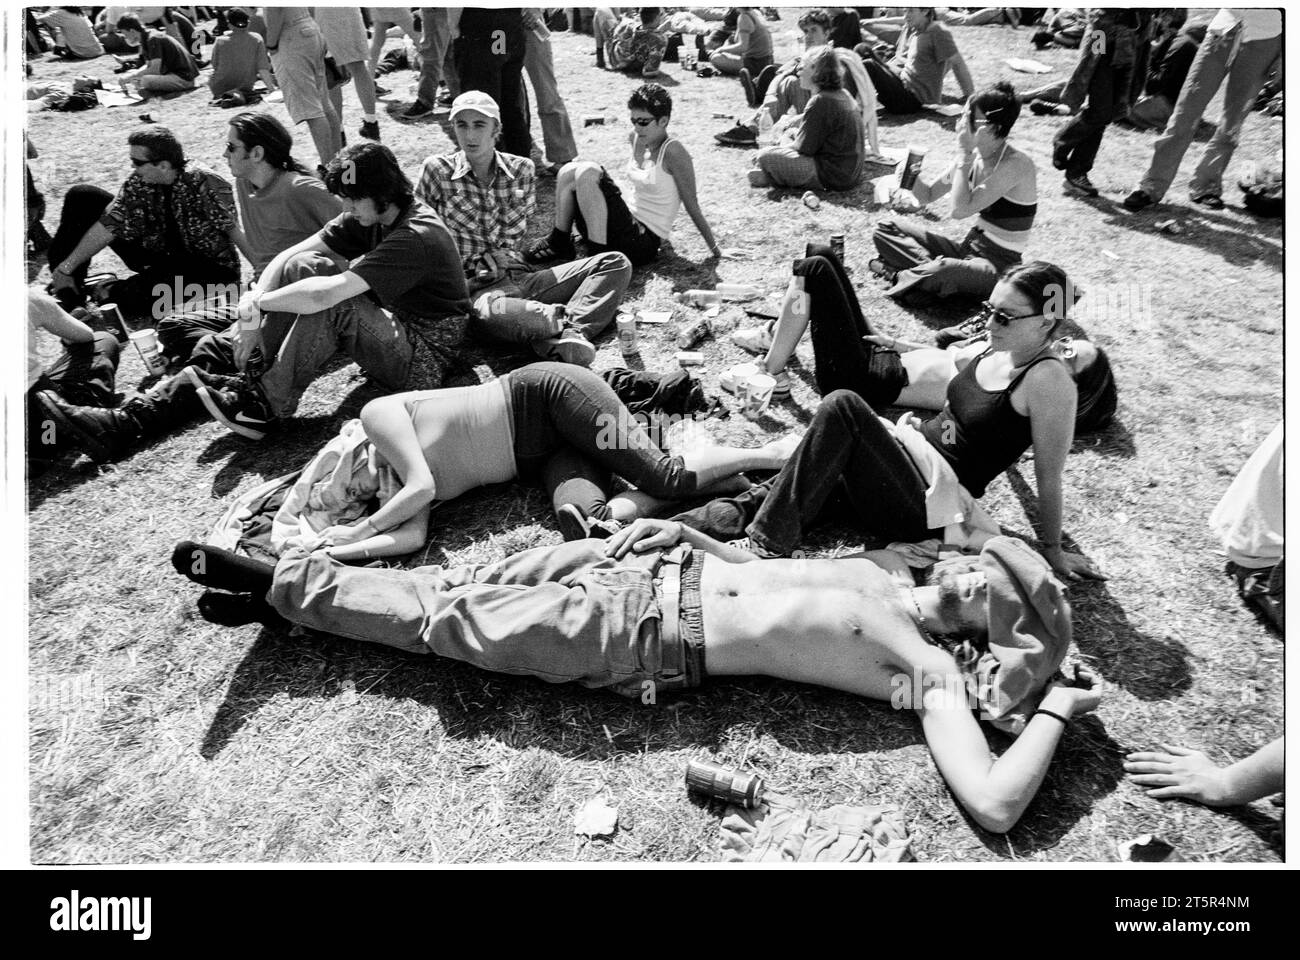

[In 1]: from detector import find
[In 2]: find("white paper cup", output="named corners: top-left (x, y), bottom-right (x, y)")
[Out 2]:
top-left (740, 373), bottom-right (776, 419)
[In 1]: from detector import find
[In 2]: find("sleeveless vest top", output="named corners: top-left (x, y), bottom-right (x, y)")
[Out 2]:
top-left (625, 137), bottom-right (681, 240)
top-left (918, 351), bottom-right (1060, 497)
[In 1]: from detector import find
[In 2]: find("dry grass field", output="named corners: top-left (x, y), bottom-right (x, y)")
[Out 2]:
top-left (27, 9), bottom-right (1283, 863)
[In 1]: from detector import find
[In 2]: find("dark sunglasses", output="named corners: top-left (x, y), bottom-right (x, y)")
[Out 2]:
top-left (129, 157), bottom-right (158, 168)
top-left (629, 116), bottom-right (657, 127)
top-left (981, 301), bottom-right (1043, 327)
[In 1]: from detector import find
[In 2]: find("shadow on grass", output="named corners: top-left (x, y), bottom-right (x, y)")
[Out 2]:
top-left (1218, 801), bottom-right (1285, 856)
top-left (197, 629), bottom-right (1123, 851)
top-left (1072, 416), bottom-right (1137, 459)
top-left (1003, 467), bottom-right (1194, 701)
top-left (1093, 196), bottom-right (1283, 271)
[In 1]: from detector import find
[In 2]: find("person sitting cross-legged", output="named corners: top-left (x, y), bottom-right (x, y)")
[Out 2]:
top-left (196, 142), bottom-right (472, 440)
top-left (113, 14), bottom-right (199, 97)
top-left (715, 8), bottom-right (831, 146)
top-left (859, 6), bottom-right (974, 115)
top-left (207, 7), bottom-right (276, 103)
top-left (416, 91), bottom-right (631, 367)
top-left (526, 83), bottom-right (734, 268)
top-left (174, 523), bottom-right (1101, 836)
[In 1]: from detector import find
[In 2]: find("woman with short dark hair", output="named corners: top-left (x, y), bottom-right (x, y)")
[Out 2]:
top-left (871, 81), bottom-right (1038, 304)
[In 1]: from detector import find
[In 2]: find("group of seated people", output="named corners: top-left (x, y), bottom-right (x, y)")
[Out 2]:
top-left (26, 8), bottom-right (1281, 841)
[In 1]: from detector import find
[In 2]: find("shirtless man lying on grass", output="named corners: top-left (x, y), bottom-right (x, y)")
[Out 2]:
top-left (173, 518), bottom-right (1101, 834)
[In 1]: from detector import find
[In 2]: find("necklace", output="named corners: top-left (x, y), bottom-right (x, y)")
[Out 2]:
top-left (969, 140), bottom-right (1010, 190)
top-left (907, 588), bottom-right (936, 645)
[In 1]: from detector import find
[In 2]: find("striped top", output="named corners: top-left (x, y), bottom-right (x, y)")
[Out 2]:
top-left (976, 194), bottom-right (1037, 253)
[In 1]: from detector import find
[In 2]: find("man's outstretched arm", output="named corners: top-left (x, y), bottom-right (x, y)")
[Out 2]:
top-left (605, 518), bottom-right (760, 565)
top-left (917, 663), bottom-right (1102, 833)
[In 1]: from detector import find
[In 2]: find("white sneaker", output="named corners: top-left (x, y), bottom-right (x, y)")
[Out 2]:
top-left (730, 320), bottom-right (774, 354)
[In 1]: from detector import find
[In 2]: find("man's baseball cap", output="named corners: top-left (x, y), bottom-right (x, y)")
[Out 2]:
top-left (449, 91), bottom-right (501, 123)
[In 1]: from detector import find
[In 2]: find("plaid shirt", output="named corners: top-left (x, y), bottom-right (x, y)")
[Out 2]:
top-left (415, 150), bottom-right (535, 274)
top-left (99, 162), bottom-right (239, 273)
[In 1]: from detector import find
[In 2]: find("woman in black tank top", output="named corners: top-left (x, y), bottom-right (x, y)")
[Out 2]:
top-left (675, 261), bottom-right (1108, 582)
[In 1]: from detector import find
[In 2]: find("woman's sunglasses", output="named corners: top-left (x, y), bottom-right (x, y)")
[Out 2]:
top-left (980, 302), bottom-right (1043, 327)
top-left (629, 116), bottom-right (657, 127)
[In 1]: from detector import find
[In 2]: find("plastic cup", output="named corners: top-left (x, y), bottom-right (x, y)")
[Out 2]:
top-left (740, 373), bottom-right (776, 420)
top-left (129, 328), bottom-right (167, 374)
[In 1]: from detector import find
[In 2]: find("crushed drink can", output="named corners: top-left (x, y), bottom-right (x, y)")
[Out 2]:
top-left (99, 301), bottom-right (129, 341)
top-left (616, 315), bottom-right (638, 354)
top-left (583, 115), bottom-right (606, 127)
top-left (676, 316), bottom-right (711, 349)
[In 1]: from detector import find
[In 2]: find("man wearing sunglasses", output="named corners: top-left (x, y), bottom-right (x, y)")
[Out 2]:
top-left (46, 125), bottom-right (241, 324)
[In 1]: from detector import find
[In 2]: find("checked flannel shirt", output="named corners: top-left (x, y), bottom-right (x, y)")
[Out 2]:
top-left (414, 149), bottom-right (536, 275)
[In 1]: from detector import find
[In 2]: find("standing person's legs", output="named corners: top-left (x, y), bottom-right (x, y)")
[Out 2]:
top-left (513, 252), bottom-right (633, 340)
top-left (415, 7), bottom-right (450, 106)
top-left (593, 8), bottom-right (617, 66)
top-left (754, 146), bottom-right (822, 189)
top-left (367, 19), bottom-right (394, 77)
top-left (1138, 25), bottom-right (1237, 200)
top-left (1188, 36), bottom-right (1282, 200)
top-left (272, 35), bottom-right (339, 165)
top-left (497, 26), bottom-right (531, 157)
top-left (523, 30), bottom-right (578, 164)
top-left (1053, 57), bottom-right (1115, 176)
top-left (745, 390), bottom-right (931, 555)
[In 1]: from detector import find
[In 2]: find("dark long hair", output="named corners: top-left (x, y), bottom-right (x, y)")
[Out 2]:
top-left (1073, 345), bottom-right (1118, 434)
top-left (228, 112), bottom-right (309, 174)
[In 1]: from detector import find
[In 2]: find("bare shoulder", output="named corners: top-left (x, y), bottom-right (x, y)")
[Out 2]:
top-left (661, 138), bottom-right (694, 168)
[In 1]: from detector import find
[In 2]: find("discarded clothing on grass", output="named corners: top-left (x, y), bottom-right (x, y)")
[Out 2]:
top-left (720, 800), bottom-right (913, 862)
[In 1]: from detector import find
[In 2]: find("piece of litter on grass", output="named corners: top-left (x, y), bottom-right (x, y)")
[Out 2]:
top-left (1118, 833), bottom-right (1175, 862)
top-left (704, 304), bottom-right (722, 318)
top-left (802, 190), bottom-right (821, 210)
top-left (1004, 58), bottom-right (1053, 74)
top-left (637, 310), bottom-right (672, 324)
top-left (574, 796), bottom-right (619, 838)
top-left (1101, 249), bottom-right (1120, 260)
top-left (1114, 512), bottom-right (1129, 524)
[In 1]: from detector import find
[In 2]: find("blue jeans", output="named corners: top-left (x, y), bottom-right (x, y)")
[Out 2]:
top-left (269, 540), bottom-right (704, 697)
top-left (1140, 24), bottom-right (1282, 200)
top-left (472, 252), bottom-right (632, 343)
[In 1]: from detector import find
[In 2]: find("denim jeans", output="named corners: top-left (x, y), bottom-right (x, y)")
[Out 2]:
top-left (415, 7), bottom-right (453, 104)
top-left (454, 18), bottom-right (529, 156)
top-left (269, 539), bottom-right (702, 697)
top-left (509, 362), bottom-right (702, 521)
top-left (797, 244), bottom-right (909, 412)
top-left (1140, 24), bottom-right (1282, 200)
top-left (674, 391), bottom-right (933, 555)
top-left (256, 252), bottom-right (412, 416)
top-left (874, 221), bottom-right (1020, 303)
top-left (756, 146), bottom-right (823, 190)
top-left (472, 252), bottom-right (632, 344)
top-left (524, 29), bottom-right (578, 164)
top-left (1053, 55), bottom-right (1133, 176)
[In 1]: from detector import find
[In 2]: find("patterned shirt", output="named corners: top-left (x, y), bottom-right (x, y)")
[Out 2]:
top-left (415, 150), bottom-right (535, 274)
top-left (99, 162), bottom-right (239, 273)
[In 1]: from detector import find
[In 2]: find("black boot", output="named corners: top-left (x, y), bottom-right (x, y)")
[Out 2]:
top-left (33, 382), bottom-right (201, 463)
top-left (172, 540), bottom-right (275, 593)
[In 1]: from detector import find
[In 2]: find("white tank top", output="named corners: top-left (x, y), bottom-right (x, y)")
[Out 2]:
top-left (624, 137), bottom-right (681, 240)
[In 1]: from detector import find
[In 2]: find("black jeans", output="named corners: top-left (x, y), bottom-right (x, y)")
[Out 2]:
top-left (454, 18), bottom-right (529, 156)
top-left (674, 390), bottom-right (933, 555)
top-left (798, 243), bottom-right (909, 413)
top-left (861, 57), bottom-right (923, 114)
top-left (1053, 55), bottom-right (1134, 176)
top-left (48, 184), bottom-right (239, 319)
top-left (509, 363), bottom-right (700, 522)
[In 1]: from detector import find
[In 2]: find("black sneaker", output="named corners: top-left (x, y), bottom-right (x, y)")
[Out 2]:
top-left (555, 503), bottom-right (623, 542)
top-left (359, 120), bottom-right (381, 141)
top-left (1064, 172), bottom-right (1099, 197)
top-left (400, 100), bottom-right (433, 120)
top-left (1123, 188), bottom-right (1156, 211)
top-left (715, 122), bottom-right (758, 147)
top-left (936, 316), bottom-right (989, 348)
top-left (1190, 192), bottom-right (1225, 210)
top-left (196, 382), bottom-right (274, 440)
top-left (182, 365), bottom-right (243, 394)
top-left (1029, 98), bottom-right (1067, 116)
top-left (533, 325), bottom-right (596, 366)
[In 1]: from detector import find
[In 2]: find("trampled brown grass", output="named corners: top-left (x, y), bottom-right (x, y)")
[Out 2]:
top-left (27, 10), bottom-right (1283, 863)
